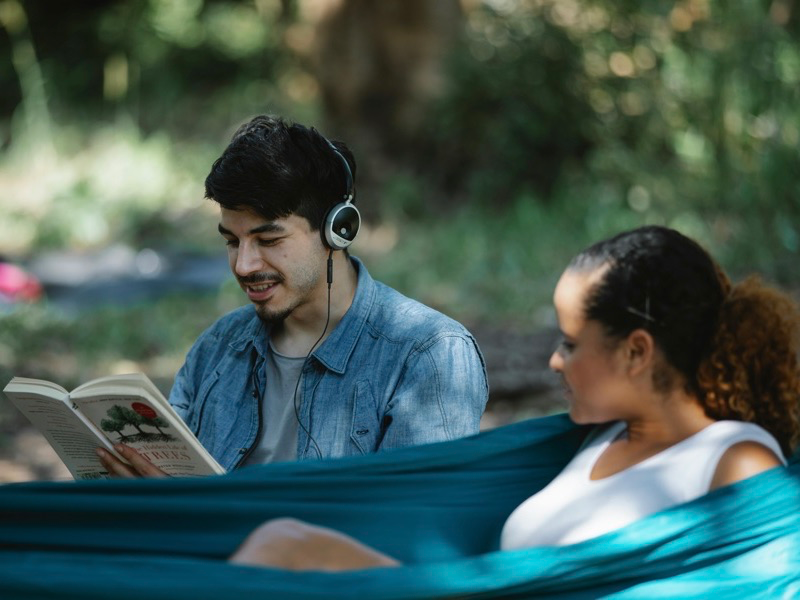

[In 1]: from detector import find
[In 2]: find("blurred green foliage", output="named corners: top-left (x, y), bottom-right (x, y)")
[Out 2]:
top-left (416, 0), bottom-right (799, 282)
top-left (1, 0), bottom-right (798, 399)
top-left (1, 0), bottom-right (306, 137)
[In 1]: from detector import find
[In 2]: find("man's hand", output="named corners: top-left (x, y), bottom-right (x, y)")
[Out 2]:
top-left (95, 444), bottom-right (170, 478)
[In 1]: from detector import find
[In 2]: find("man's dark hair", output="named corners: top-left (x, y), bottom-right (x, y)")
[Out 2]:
top-left (204, 115), bottom-right (357, 230)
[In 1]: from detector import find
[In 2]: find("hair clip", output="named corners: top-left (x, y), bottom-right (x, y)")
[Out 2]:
top-left (625, 294), bottom-right (660, 324)
top-left (625, 306), bottom-right (657, 323)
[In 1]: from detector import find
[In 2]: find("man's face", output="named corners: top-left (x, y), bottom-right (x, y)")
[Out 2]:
top-left (218, 208), bottom-right (326, 324)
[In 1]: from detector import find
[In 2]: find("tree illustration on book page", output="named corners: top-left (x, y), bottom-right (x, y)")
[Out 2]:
top-left (100, 414), bottom-right (128, 441)
top-left (99, 403), bottom-right (177, 442)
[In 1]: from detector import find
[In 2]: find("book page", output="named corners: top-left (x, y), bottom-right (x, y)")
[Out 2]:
top-left (4, 393), bottom-right (115, 480)
top-left (70, 391), bottom-right (224, 476)
top-left (74, 373), bottom-right (198, 441)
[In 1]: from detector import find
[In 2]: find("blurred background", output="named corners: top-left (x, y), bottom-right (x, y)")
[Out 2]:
top-left (1, 0), bottom-right (798, 481)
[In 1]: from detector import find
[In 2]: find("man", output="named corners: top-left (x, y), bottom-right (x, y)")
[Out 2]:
top-left (98, 115), bottom-right (488, 476)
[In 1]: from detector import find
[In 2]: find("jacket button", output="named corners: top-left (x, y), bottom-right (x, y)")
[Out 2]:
top-left (251, 391), bottom-right (258, 398)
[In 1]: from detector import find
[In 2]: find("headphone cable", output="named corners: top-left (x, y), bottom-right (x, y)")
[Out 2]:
top-left (291, 249), bottom-right (333, 458)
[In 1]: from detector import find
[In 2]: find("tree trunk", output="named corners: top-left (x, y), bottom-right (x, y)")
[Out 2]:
top-left (310, 0), bottom-right (463, 207)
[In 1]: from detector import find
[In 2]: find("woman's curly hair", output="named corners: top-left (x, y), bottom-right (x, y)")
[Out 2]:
top-left (572, 225), bottom-right (800, 457)
top-left (697, 277), bottom-right (800, 457)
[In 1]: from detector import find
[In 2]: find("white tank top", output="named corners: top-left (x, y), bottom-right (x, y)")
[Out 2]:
top-left (500, 420), bottom-right (785, 549)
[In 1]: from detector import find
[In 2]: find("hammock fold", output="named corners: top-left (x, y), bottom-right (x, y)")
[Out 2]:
top-left (0, 413), bottom-right (798, 599)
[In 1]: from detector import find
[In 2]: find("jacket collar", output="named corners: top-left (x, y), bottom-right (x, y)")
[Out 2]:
top-left (312, 256), bottom-right (373, 374)
top-left (228, 307), bottom-right (267, 356)
top-left (227, 256), bottom-right (374, 374)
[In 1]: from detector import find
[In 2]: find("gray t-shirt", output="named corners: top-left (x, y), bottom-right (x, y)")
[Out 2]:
top-left (241, 342), bottom-right (305, 465)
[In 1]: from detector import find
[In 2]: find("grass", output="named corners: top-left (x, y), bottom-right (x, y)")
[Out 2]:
top-left (0, 291), bottom-right (235, 396)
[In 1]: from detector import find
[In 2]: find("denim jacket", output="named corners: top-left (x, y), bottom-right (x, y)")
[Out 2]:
top-left (169, 257), bottom-right (489, 471)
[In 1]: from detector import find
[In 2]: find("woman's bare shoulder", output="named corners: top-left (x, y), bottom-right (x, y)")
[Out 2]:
top-left (709, 441), bottom-right (783, 490)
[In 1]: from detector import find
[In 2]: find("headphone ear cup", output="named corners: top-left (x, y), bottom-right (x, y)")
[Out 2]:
top-left (324, 202), bottom-right (361, 250)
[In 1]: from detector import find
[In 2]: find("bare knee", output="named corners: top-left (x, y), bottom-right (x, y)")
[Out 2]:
top-left (230, 518), bottom-right (318, 567)
top-left (251, 517), bottom-right (310, 539)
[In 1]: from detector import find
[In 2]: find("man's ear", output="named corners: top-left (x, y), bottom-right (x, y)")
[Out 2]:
top-left (624, 329), bottom-right (655, 376)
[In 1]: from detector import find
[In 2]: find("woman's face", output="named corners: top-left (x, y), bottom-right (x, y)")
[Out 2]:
top-left (549, 268), bottom-right (631, 424)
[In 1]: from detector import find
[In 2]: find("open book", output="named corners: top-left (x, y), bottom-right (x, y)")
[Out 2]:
top-left (3, 373), bottom-right (225, 480)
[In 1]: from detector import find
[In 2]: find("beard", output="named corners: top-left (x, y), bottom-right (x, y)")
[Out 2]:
top-left (240, 262), bottom-right (323, 326)
top-left (254, 303), bottom-right (294, 326)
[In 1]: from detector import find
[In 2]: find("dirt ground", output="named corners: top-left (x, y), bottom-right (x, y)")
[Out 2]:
top-left (0, 424), bottom-right (72, 482)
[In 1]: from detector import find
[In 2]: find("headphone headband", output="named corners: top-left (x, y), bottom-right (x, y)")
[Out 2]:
top-left (326, 140), bottom-right (354, 203)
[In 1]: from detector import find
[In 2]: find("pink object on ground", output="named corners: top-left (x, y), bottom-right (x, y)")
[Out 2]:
top-left (0, 262), bottom-right (43, 302)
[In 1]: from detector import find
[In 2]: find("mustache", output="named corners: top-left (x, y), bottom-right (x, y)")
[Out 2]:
top-left (238, 272), bottom-right (284, 286)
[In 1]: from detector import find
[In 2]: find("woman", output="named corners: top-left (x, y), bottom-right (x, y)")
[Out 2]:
top-left (229, 225), bottom-right (800, 569)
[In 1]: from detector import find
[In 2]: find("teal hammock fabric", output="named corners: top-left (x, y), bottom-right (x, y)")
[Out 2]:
top-left (0, 413), bottom-right (798, 599)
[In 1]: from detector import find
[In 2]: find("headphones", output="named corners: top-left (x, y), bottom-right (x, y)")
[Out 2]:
top-left (293, 138), bottom-right (361, 459)
top-left (322, 140), bottom-right (361, 251)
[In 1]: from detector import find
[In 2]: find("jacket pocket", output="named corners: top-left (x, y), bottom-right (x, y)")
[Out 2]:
top-left (349, 380), bottom-right (380, 455)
